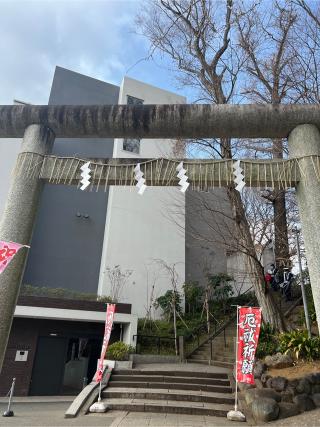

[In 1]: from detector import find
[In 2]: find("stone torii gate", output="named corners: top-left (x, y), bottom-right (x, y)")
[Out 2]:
top-left (1, 104), bottom-right (320, 371)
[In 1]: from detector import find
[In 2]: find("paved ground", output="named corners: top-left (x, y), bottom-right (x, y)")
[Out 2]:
top-left (0, 401), bottom-right (247, 427)
top-left (270, 407), bottom-right (320, 426)
top-left (108, 411), bottom-right (248, 427)
top-left (0, 401), bottom-right (116, 426)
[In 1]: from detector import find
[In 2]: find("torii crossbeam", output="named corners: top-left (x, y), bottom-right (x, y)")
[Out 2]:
top-left (0, 104), bottom-right (320, 372)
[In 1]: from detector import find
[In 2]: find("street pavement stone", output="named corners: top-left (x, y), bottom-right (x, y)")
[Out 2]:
top-left (109, 411), bottom-right (249, 427)
top-left (0, 402), bottom-right (116, 426)
top-left (270, 407), bottom-right (320, 426)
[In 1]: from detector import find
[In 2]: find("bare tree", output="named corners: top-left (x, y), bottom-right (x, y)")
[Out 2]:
top-left (153, 260), bottom-right (186, 354)
top-left (293, 0), bottom-right (320, 27)
top-left (104, 265), bottom-right (133, 302)
top-left (235, 0), bottom-right (300, 270)
top-left (292, 1), bottom-right (320, 103)
top-left (137, 0), bottom-right (285, 329)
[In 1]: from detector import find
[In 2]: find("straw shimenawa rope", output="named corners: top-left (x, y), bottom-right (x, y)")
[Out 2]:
top-left (13, 152), bottom-right (320, 191)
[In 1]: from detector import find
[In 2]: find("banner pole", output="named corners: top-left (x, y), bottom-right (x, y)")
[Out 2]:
top-left (234, 305), bottom-right (239, 412)
top-left (98, 381), bottom-right (102, 402)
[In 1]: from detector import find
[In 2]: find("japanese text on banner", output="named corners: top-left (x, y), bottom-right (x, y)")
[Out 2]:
top-left (236, 307), bottom-right (262, 384)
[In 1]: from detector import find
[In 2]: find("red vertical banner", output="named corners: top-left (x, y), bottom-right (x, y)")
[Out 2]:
top-left (236, 307), bottom-right (262, 384)
top-left (95, 303), bottom-right (116, 383)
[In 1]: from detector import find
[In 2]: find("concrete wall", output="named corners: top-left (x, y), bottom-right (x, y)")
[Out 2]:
top-left (23, 67), bottom-right (119, 294)
top-left (185, 188), bottom-right (254, 295)
top-left (185, 189), bottom-right (230, 287)
top-left (98, 77), bottom-right (186, 317)
top-left (226, 252), bottom-right (254, 295)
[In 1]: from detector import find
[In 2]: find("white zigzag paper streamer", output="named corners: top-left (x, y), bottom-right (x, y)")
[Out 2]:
top-left (134, 163), bottom-right (147, 195)
top-left (80, 161), bottom-right (92, 190)
top-left (176, 161), bottom-right (190, 193)
top-left (233, 160), bottom-right (246, 192)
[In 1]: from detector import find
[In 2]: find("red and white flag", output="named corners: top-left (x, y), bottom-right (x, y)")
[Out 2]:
top-left (236, 307), bottom-right (262, 384)
top-left (95, 303), bottom-right (116, 383)
top-left (0, 241), bottom-right (29, 274)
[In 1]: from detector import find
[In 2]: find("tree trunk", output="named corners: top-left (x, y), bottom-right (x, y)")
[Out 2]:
top-left (273, 190), bottom-right (290, 268)
top-left (272, 139), bottom-right (290, 268)
top-left (227, 186), bottom-right (286, 331)
top-left (219, 136), bottom-right (285, 330)
top-left (206, 293), bottom-right (210, 334)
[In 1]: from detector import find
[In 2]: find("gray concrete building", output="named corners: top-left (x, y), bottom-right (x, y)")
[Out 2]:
top-left (23, 67), bottom-right (119, 294)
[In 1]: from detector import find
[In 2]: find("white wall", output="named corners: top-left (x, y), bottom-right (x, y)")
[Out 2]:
top-left (0, 139), bottom-right (21, 219)
top-left (14, 305), bottom-right (138, 346)
top-left (98, 77), bottom-right (186, 318)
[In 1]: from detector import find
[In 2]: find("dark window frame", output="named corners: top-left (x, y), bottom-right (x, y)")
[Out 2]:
top-left (123, 95), bottom-right (144, 154)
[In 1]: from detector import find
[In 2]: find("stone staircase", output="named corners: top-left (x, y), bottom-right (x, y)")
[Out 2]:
top-left (100, 368), bottom-right (234, 416)
top-left (186, 294), bottom-right (304, 368)
top-left (187, 323), bottom-right (235, 368)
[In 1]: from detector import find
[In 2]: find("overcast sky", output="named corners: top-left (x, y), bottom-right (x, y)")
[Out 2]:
top-left (0, 0), bottom-right (184, 104)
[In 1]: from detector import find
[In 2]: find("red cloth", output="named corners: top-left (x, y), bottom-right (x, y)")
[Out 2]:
top-left (236, 307), bottom-right (262, 384)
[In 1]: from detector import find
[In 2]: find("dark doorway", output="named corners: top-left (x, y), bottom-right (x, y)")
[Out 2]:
top-left (86, 338), bottom-right (102, 383)
top-left (29, 336), bottom-right (68, 395)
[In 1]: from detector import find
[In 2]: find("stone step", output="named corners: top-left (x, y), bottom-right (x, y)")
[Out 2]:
top-left (102, 398), bottom-right (232, 417)
top-left (191, 342), bottom-right (234, 351)
top-left (212, 352), bottom-right (235, 358)
top-left (186, 359), bottom-right (210, 365)
top-left (102, 387), bottom-right (234, 405)
top-left (191, 350), bottom-right (211, 356)
top-left (110, 375), bottom-right (229, 386)
top-left (113, 370), bottom-right (228, 379)
top-left (188, 353), bottom-right (210, 358)
top-left (212, 355), bottom-right (235, 363)
top-left (209, 335), bottom-right (235, 341)
top-left (108, 381), bottom-right (232, 394)
top-left (188, 354), bottom-right (235, 363)
top-left (190, 349), bottom-right (234, 358)
top-left (187, 359), bottom-right (234, 369)
top-left (200, 342), bottom-right (234, 350)
top-left (210, 360), bottom-right (234, 369)
top-left (203, 335), bottom-right (234, 341)
top-left (194, 351), bottom-right (233, 358)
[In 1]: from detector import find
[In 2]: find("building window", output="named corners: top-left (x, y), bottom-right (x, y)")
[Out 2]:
top-left (123, 138), bottom-right (140, 154)
top-left (123, 95), bottom-right (144, 154)
top-left (127, 95), bottom-right (143, 105)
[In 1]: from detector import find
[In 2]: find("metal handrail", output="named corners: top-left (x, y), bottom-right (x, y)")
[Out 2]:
top-left (133, 334), bottom-right (178, 355)
top-left (183, 318), bottom-right (221, 341)
top-left (200, 286), bottom-right (303, 360)
top-left (186, 286), bottom-right (256, 358)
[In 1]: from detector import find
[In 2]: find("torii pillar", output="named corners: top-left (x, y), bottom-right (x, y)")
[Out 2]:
top-left (288, 124), bottom-right (320, 332)
top-left (0, 124), bottom-right (54, 371)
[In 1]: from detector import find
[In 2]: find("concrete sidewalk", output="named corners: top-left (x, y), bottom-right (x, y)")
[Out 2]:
top-left (0, 401), bottom-right (116, 426)
top-left (108, 411), bottom-right (248, 427)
